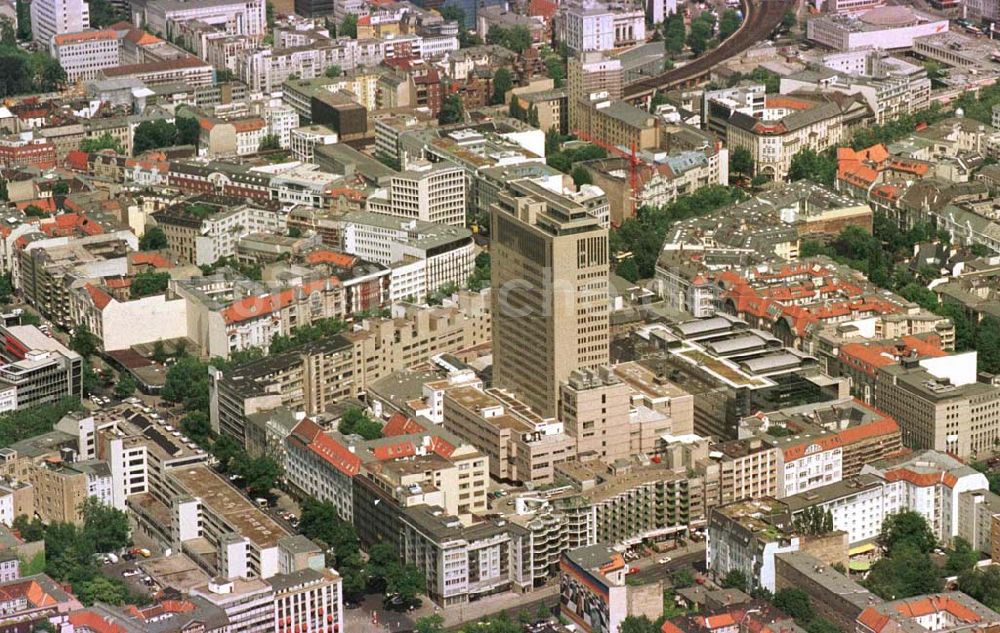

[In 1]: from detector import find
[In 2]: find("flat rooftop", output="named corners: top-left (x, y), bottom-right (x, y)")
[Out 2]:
top-left (169, 466), bottom-right (290, 548)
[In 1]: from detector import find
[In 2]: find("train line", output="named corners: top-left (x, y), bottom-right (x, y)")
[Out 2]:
top-left (623, 0), bottom-right (795, 100)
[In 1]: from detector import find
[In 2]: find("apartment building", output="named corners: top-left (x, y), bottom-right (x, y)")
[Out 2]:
top-left (490, 180), bottom-right (609, 417)
top-left (556, 459), bottom-right (706, 546)
top-left (95, 406), bottom-right (209, 510)
top-left (51, 30), bottom-right (121, 82)
top-left (30, 0), bottom-right (89, 45)
top-left (0, 325), bottom-right (83, 411)
top-left (557, 0), bottom-right (646, 53)
top-left (710, 438), bottom-right (782, 503)
top-left (744, 398), bottom-right (902, 497)
top-left (559, 368), bottom-right (632, 464)
top-left (211, 335), bottom-right (360, 447)
top-left (284, 418), bottom-right (361, 522)
top-left (575, 97), bottom-right (660, 151)
top-left (783, 450), bottom-right (989, 547)
top-left (16, 231), bottom-right (139, 328)
top-left (444, 386), bottom-right (576, 485)
top-left (267, 569), bottom-right (343, 633)
top-left (140, 0), bottom-right (267, 40)
top-left (352, 490), bottom-right (530, 606)
top-left (567, 52), bottom-right (623, 133)
top-left (198, 116), bottom-right (269, 158)
top-left (29, 460), bottom-right (112, 525)
top-left (153, 196), bottom-right (283, 266)
top-left (366, 162), bottom-right (466, 227)
top-left (875, 357), bottom-right (1000, 459)
top-left (100, 57), bottom-right (215, 88)
top-left (722, 93), bottom-right (870, 182)
top-left (160, 465), bottom-right (292, 580)
top-left (707, 498), bottom-right (800, 592)
top-left (332, 210), bottom-right (476, 298)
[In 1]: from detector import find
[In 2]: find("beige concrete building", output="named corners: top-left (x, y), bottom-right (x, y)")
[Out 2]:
top-left (567, 51), bottom-right (622, 133)
top-left (490, 180), bottom-right (609, 417)
top-left (875, 360), bottom-right (1000, 459)
top-left (443, 385), bottom-right (576, 486)
top-left (560, 368), bottom-right (632, 464)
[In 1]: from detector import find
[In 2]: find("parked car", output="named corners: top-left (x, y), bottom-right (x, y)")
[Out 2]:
top-left (657, 557), bottom-right (672, 565)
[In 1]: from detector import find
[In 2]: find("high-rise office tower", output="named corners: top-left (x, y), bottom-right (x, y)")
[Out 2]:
top-left (30, 0), bottom-right (89, 46)
top-left (490, 180), bottom-right (610, 417)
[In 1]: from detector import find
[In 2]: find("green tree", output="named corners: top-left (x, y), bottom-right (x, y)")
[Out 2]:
top-left (865, 544), bottom-right (942, 599)
top-left (878, 510), bottom-right (937, 554)
top-left (417, 615), bottom-right (446, 633)
top-left (958, 565), bottom-right (1000, 611)
top-left (76, 576), bottom-right (129, 606)
top-left (80, 133), bottom-right (124, 154)
top-left (977, 316), bottom-right (1000, 375)
top-left (89, 0), bottom-right (127, 27)
top-left (620, 616), bottom-right (659, 633)
top-left (544, 54), bottom-right (565, 88)
top-left (114, 372), bottom-right (137, 399)
top-left (80, 497), bottom-right (131, 553)
top-left (130, 270), bottom-right (170, 299)
top-left (211, 434), bottom-right (243, 473)
top-left (161, 356), bottom-right (209, 412)
top-left (132, 119), bottom-right (179, 155)
top-left (486, 25), bottom-right (532, 53)
top-left (730, 147), bottom-right (753, 178)
top-left (235, 455), bottom-right (282, 498)
top-left (258, 134), bottom-right (281, 151)
top-left (947, 537), bottom-right (980, 575)
top-left (175, 116), bottom-right (200, 147)
top-left (139, 226), bottom-right (168, 251)
top-left (70, 324), bottom-right (99, 359)
top-left (721, 568), bottom-right (748, 590)
top-left (663, 12), bottom-right (686, 55)
top-left (788, 148), bottom-right (837, 186)
top-left (15, 0), bottom-right (30, 40)
top-left (571, 165), bottom-right (592, 187)
top-left (325, 65), bottom-right (342, 78)
top-left (781, 9), bottom-right (796, 30)
top-left (0, 398), bottom-right (82, 447)
top-left (338, 407), bottom-right (382, 440)
top-left (805, 619), bottom-right (840, 633)
top-left (340, 14), bottom-right (358, 38)
top-left (719, 9), bottom-right (741, 39)
top-left (671, 569), bottom-right (695, 588)
top-left (438, 94), bottom-right (464, 125)
top-left (492, 67), bottom-right (513, 105)
top-left (181, 411), bottom-right (212, 446)
top-left (773, 588), bottom-right (813, 622)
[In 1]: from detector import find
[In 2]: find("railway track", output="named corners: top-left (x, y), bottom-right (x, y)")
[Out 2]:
top-left (623, 0), bottom-right (795, 100)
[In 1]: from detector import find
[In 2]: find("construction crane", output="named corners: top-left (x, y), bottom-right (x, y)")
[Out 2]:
top-left (570, 128), bottom-right (643, 221)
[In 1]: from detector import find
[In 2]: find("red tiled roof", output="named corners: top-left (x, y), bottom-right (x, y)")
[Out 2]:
top-left (15, 198), bottom-right (56, 214)
top-left (130, 251), bottom-right (172, 269)
top-left (782, 412), bottom-right (899, 462)
top-left (292, 419), bottom-right (362, 477)
top-left (65, 150), bottom-right (90, 172)
top-left (221, 276), bottom-right (340, 324)
top-left (84, 283), bottom-right (113, 310)
top-left (857, 607), bottom-right (891, 633)
top-left (382, 412), bottom-right (426, 437)
top-left (306, 250), bottom-right (359, 268)
top-left (883, 467), bottom-right (959, 488)
top-left (371, 440), bottom-right (417, 461)
top-left (528, 0), bottom-right (557, 18)
top-left (69, 611), bottom-right (128, 633)
top-left (893, 595), bottom-right (980, 622)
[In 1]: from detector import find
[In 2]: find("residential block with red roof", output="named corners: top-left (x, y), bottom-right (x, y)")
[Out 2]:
top-left (857, 592), bottom-right (1000, 633)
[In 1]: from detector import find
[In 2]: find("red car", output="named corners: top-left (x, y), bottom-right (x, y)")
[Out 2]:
top-left (628, 567), bottom-right (640, 575)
